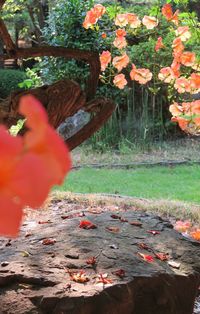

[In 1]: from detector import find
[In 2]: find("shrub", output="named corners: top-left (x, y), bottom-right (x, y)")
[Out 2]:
top-left (0, 69), bottom-right (26, 99)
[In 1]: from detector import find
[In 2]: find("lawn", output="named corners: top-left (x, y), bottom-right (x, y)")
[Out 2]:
top-left (55, 164), bottom-right (200, 204)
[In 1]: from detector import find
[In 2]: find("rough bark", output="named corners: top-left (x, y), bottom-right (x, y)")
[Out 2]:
top-left (0, 79), bottom-right (115, 151)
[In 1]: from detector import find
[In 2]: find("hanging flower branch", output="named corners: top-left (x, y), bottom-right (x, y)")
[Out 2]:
top-left (83, 3), bottom-right (200, 135)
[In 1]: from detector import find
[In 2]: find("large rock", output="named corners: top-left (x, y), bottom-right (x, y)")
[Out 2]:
top-left (0, 200), bottom-right (200, 314)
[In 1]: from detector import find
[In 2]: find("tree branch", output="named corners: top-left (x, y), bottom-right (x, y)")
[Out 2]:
top-left (0, 46), bottom-right (100, 100)
top-left (0, 18), bottom-right (16, 53)
top-left (0, 0), bottom-right (6, 10)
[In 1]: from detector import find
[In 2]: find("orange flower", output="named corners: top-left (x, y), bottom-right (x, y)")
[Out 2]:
top-left (158, 67), bottom-right (176, 83)
top-left (115, 14), bottom-right (128, 27)
top-left (171, 59), bottom-right (181, 78)
top-left (155, 37), bottom-right (165, 52)
top-left (171, 116), bottom-right (189, 131)
top-left (113, 74), bottom-right (127, 89)
top-left (93, 4), bottom-right (106, 18)
top-left (162, 4), bottom-right (179, 26)
top-left (170, 10), bottom-right (179, 26)
top-left (116, 29), bottom-right (126, 38)
top-left (174, 220), bottom-right (191, 233)
top-left (172, 38), bottom-right (185, 56)
top-left (83, 10), bottom-right (98, 29)
top-left (114, 29), bottom-right (127, 49)
top-left (101, 32), bottom-right (107, 39)
top-left (142, 16), bottom-right (158, 29)
top-left (189, 100), bottom-right (200, 115)
top-left (180, 51), bottom-right (196, 67)
top-left (169, 102), bottom-right (183, 116)
top-left (190, 229), bottom-right (200, 241)
top-left (189, 73), bottom-right (200, 91)
top-left (127, 13), bottom-right (141, 28)
top-left (130, 64), bottom-right (152, 84)
top-left (83, 4), bottom-right (106, 29)
top-left (175, 26), bottom-right (191, 42)
top-left (100, 50), bottom-right (111, 72)
top-left (113, 37), bottom-right (127, 49)
top-left (174, 77), bottom-right (191, 93)
top-left (0, 95), bottom-right (71, 237)
top-left (112, 53), bottom-right (129, 72)
top-left (162, 3), bottom-right (173, 20)
top-left (192, 61), bottom-right (200, 71)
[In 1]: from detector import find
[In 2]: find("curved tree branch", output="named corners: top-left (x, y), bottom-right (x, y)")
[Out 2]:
top-left (0, 46), bottom-right (100, 101)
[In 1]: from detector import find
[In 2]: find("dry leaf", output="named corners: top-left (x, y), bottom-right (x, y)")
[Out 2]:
top-left (129, 221), bottom-right (142, 227)
top-left (42, 238), bottom-right (56, 245)
top-left (111, 214), bottom-right (121, 220)
top-left (61, 212), bottom-right (85, 219)
top-left (112, 269), bottom-right (125, 278)
top-left (120, 217), bottom-right (128, 222)
top-left (38, 220), bottom-right (52, 224)
top-left (106, 226), bottom-right (120, 233)
top-left (138, 242), bottom-right (150, 250)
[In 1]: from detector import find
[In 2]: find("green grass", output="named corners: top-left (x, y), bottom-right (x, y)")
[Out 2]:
top-left (55, 164), bottom-right (200, 204)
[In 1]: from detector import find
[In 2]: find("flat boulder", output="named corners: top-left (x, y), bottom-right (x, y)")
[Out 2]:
top-left (0, 200), bottom-right (199, 314)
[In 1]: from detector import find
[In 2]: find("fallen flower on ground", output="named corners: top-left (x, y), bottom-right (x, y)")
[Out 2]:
top-left (190, 229), bottom-right (200, 241)
top-left (79, 220), bottom-right (97, 229)
top-left (70, 270), bottom-right (90, 283)
top-left (97, 273), bottom-right (113, 284)
top-left (138, 252), bottom-right (154, 263)
top-left (174, 220), bottom-right (191, 233)
top-left (154, 252), bottom-right (169, 261)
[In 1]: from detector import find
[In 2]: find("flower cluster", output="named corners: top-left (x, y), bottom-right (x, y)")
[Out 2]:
top-left (83, 3), bottom-right (200, 135)
top-left (169, 100), bottom-right (200, 134)
top-left (0, 95), bottom-right (71, 236)
top-left (83, 4), bottom-right (106, 29)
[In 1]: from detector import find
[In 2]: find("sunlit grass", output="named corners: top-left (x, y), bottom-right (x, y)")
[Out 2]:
top-left (55, 164), bottom-right (200, 204)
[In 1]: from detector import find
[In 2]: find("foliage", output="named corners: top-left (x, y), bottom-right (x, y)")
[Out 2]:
top-left (0, 69), bottom-right (26, 99)
top-left (38, 0), bottom-right (99, 86)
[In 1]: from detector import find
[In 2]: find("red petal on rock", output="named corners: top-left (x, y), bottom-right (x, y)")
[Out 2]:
top-left (138, 252), bottom-right (154, 263)
top-left (155, 252), bottom-right (169, 261)
top-left (79, 220), bottom-right (97, 229)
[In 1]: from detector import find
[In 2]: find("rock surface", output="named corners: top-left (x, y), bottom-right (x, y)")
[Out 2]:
top-left (0, 200), bottom-right (200, 314)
